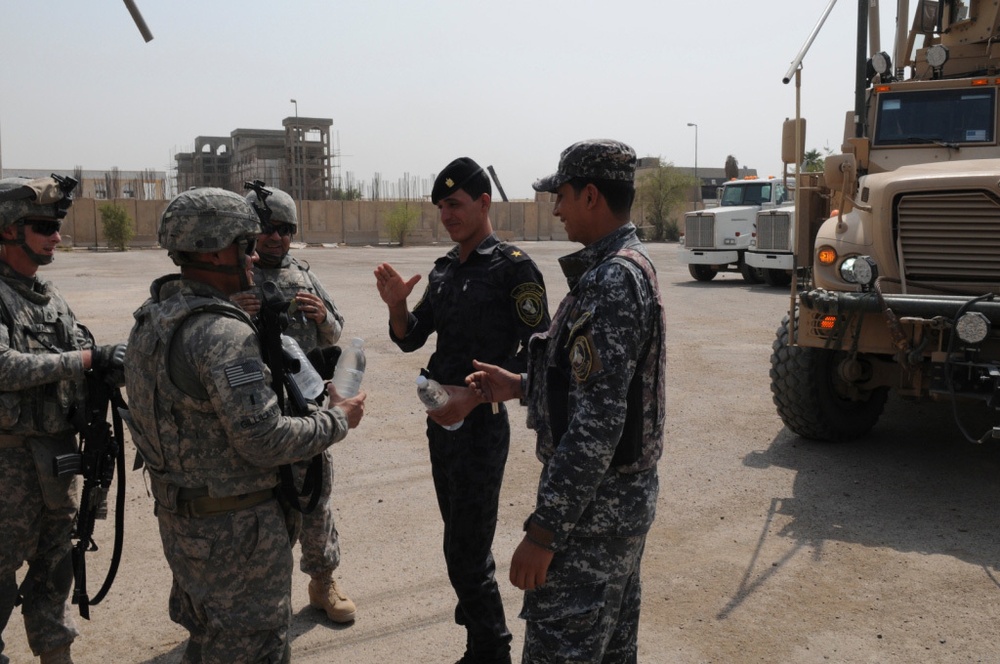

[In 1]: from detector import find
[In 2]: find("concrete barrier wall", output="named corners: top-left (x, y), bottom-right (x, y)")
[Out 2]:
top-left (59, 197), bottom-right (680, 248)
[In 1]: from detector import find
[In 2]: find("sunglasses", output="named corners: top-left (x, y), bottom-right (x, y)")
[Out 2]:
top-left (237, 236), bottom-right (258, 257)
top-left (26, 219), bottom-right (62, 236)
top-left (263, 223), bottom-right (296, 238)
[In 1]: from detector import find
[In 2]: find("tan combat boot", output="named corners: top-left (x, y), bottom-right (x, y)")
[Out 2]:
top-left (308, 572), bottom-right (356, 623)
top-left (39, 644), bottom-right (73, 664)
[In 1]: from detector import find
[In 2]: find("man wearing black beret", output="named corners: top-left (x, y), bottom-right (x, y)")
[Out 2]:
top-left (375, 157), bottom-right (550, 664)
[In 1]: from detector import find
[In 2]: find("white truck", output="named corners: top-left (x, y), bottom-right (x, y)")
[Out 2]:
top-left (745, 203), bottom-right (795, 287)
top-left (678, 176), bottom-right (791, 283)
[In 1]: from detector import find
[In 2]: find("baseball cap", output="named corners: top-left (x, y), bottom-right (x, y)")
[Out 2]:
top-left (532, 139), bottom-right (637, 193)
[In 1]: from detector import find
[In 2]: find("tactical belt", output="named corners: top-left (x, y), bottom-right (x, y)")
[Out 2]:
top-left (173, 487), bottom-right (276, 518)
top-left (0, 434), bottom-right (24, 448)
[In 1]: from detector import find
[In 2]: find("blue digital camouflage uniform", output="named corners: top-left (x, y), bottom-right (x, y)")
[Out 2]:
top-left (245, 255), bottom-right (346, 578)
top-left (123, 274), bottom-right (352, 664)
top-left (390, 234), bottom-right (550, 663)
top-left (521, 223), bottom-right (665, 664)
top-left (0, 260), bottom-right (92, 659)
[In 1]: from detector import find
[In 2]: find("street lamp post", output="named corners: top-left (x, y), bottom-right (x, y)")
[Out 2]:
top-left (687, 122), bottom-right (699, 209)
top-left (290, 99), bottom-right (299, 202)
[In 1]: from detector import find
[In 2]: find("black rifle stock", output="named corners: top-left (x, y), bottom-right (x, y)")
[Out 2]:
top-left (53, 369), bottom-right (128, 620)
top-left (257, 280), bottom-right (325, 513)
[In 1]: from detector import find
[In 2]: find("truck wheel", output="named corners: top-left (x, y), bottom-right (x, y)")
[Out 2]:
top-left (739, 257), bottom-right (765, 284)
top-left (763, 269), bottom-right (792, 287)
top-left (769, 313), bottom-right (887, 441)
top-left (689, 264), bottom-right (717, 281)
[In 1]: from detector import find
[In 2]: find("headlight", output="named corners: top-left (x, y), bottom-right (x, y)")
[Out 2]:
top-left (839, 255), bottom-right (878, 287)
top-left (956, 311), bottom-right (991, 345)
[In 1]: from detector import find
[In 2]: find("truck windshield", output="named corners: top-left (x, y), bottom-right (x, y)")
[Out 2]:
top-left (720, 182), bottom-right (771, 207)
top-left (873, 87), bottom-right (996, 146)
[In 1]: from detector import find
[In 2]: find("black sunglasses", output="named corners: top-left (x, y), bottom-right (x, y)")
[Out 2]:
top-left (236, 236), bottom-right (258, 257)
top-left (264, 223), bottom-right (296, 238)
top-left (26, 219), bottom-right (62, 236)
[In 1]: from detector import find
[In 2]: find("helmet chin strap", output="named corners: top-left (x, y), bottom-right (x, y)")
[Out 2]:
top-left (255, 251), bottom-right (284, 269)
top-left (9, 223), bottom-right (53, 266)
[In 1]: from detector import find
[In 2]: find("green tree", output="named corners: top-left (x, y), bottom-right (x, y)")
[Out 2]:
top-left (803, 147), bottom-right (832, 172)
top-left (386, 203), bottom-right (420, 246)
top-left (99, 202), bottom-right (134, 251)
top-left (725, 155), bottom-right (740, 180)
top-left (636, 160), bottom-right (696, 242)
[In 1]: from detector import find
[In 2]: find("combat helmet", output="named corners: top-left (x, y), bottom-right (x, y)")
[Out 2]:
top-left (0, 175), bottom-right (77, 265)
top-left (246, 186), bottom-right (297, 227)
top-left (159, 187), bottom-right (262, 261)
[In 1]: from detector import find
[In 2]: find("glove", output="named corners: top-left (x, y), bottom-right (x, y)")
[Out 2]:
top-left (92, 343), bottom-right (127, 373)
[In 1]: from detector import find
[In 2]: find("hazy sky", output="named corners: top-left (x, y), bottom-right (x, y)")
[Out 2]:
top-left (0, 1), bottom-right (892, 199)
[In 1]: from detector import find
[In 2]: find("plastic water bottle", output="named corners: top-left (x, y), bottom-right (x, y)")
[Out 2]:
top-left (416, 375), bottom-right (463, 431)
top-left (332, 338), bottom-right (366, 398)
top-left (281, 334), bottom-right (325, 401)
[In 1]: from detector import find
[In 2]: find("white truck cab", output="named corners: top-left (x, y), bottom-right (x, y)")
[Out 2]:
top-left (679, 176), bottom-right (791, 282)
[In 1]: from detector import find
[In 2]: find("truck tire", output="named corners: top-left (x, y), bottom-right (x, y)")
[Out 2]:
top-left (769, 313), bottom-right (887, 441)
top-left (739, 256), bottom-right (765, 284)
top-left (763, 269), bottom-right (792, 287)
top-left (689, 264), bottom-right (717, 281)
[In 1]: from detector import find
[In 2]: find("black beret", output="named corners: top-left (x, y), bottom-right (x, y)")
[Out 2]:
top-left (431, 157), bottom-right (488, 204)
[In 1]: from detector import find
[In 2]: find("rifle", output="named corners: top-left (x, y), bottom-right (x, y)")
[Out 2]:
top-left (52, 368), bottom-right (128, 620)
top-left (255, 280), bottom-right (334, 514)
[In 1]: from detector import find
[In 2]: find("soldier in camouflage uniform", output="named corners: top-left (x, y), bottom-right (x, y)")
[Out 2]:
top-left (122, 187), bottom-right (365, 663)
top-left (374, 157), bottom-right (550, 664)
top-left (467, 140), bottom-right (666, 664)
top-left (0, 176), bottom-right (127, 664)
top-left (230, 186), bottom-right (356, 624)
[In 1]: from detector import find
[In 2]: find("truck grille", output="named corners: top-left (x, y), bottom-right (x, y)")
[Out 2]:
top-left (897, 191), bottom-right (1000, 282)
top-left (684, 215), bottom-right (715, 249)
top-left (756, 211), bottom-right (792, 251)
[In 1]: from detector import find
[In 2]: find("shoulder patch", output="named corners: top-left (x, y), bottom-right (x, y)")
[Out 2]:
top-left (512, 283), bottom-right (545, 327)
top-left (570, 334), bottom-right (600, 382)
top-left (224, 359), bottom-right (265, 388)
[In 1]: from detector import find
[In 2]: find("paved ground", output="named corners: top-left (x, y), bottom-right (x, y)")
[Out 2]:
top-left (5, 240), bottom-right (1000, 663)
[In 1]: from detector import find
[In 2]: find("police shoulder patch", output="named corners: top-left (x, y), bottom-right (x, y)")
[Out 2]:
top-left (512, 282), bottom-right (545, 327)
top-left (570, 332), bottom-right (603, 383)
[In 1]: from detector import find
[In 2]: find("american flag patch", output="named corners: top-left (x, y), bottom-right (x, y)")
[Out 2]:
top-left (225, 360), bottom-right (264, 388)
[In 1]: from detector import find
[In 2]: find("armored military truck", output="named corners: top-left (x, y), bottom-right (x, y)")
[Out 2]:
top-left (771, 0), bottom-right (1000, 443)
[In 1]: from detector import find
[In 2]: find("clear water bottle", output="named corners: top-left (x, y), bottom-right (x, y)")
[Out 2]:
top-left (332, 337), bottom-right (366, 398)
top-left (281, 334), bottom-right (325, 401)
top-left (416, 375), bottom-right (463, 431)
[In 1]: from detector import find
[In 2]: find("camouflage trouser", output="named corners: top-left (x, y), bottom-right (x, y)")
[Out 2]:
top-left (157, 498), bottom-right (293, 664)
top-left (428, 405), bottom-right (513, 662)
top-left (0, 446), bottom-right (78, 658)
top-left (296, 448), bottom-right (341, 577)
top-left (520, 534), bottom-right (647, 664)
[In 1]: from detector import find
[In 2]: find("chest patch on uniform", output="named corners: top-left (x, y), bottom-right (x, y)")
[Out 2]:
top-left (513, 283), bottom-right (545, 327)
top-left (224, 360), bottom-right (265, 388)
top-left (570, 333), bottom-right (600, 382)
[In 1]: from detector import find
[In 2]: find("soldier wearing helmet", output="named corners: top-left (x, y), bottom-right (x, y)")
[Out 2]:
top-left (0, 176), bottom-right (126, 664)
top-left (230, 185), bottom-right (356, 624)
top-left (122, 187), bottom-right (366, 663)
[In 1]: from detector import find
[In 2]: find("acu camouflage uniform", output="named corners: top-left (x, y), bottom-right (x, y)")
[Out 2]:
top-left (521, 223), bottom-right (665, 664)
top-left (0, 260), bottom-right (92, 659)
top-left (123, 274), bottom-right (352, 664)
top-left (391, 233), bottom-right (550, 663)
top-left (245, 255), bottom-right (346, 578)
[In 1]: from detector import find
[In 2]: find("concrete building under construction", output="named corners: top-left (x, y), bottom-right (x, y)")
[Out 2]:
top-left (175, 116), bottom-right (333, 199)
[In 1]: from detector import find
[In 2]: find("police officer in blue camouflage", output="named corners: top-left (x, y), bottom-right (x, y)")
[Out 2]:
top-left (375, 157), bottom-right (550, 664)
top-left (467, 139), bottom-right (666, 663)
top-left (0, 176), bottom-right (127, 664)
top-left (231, 186), bottom-right (356, 625)
top-left (123, 187), bottom-right (366, 663)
